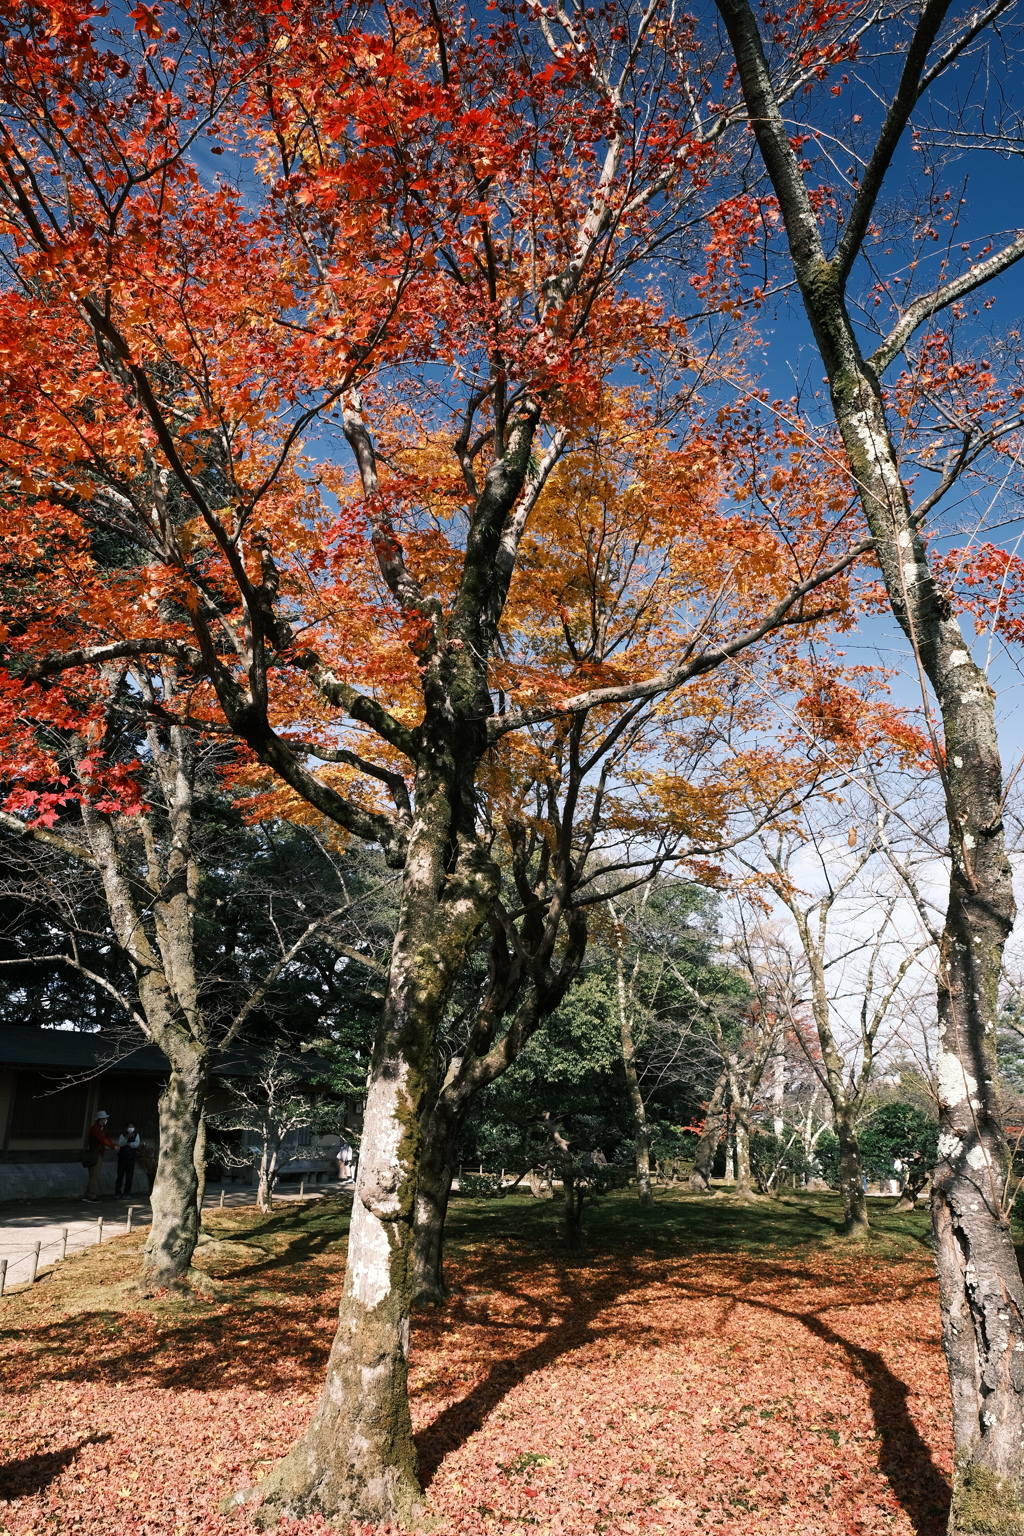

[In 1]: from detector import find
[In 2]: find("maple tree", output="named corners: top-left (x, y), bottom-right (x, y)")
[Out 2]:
top-left (405, 406), bottom-right (882, 1297)
top-left (0, 0), bottom-right (926, 1524)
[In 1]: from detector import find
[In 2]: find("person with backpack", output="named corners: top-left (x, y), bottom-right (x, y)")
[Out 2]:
top-left (83, 1111), bottom-right (117, 1201)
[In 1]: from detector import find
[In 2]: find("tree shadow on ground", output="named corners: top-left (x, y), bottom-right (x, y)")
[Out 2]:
top-left (414, 1247), bottom-right (827, 1485)
top-left (0, 1301), bottom-right (334, 1393)
top-left (417, 1239), bottom-right (949, 1536)
top-left (0, 1434), bottom-right (111, 1498)
top-left (415, 1270), bottom-right (621, 1484)
top-left (712, 1280), bottom-right (950, 1536)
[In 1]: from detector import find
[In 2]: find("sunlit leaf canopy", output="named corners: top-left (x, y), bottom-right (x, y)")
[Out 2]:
top-left (0, 0), bottom-right (953, 847)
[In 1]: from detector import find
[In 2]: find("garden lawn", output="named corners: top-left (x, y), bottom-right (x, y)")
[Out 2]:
top-left (0, 1190), bottom-right (952, 1536)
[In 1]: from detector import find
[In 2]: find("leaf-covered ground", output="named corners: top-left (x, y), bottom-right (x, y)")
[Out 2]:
top-left (0, 1192), bottom-right (953, 1536)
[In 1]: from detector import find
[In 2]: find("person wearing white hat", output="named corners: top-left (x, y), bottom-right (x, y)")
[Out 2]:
top-left (83, 1110), bottom-right (116, 1201)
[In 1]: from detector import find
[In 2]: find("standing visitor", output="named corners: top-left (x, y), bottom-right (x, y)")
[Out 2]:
top-left (116, 1123), bottom-right (141, 1197)
top-left (83, 1111), bottom-right (116, 1201)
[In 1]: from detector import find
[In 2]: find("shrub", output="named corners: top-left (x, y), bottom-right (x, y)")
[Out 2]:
top-left (814, 1129), bottom-right (841, 1189)
top-left (748, 1130), bottom-right (815, 1193)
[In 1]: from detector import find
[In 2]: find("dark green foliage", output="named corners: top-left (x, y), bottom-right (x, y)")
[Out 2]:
top-left (858, 1102), bottom-right (938, 1193)
top-left (459, 1173), bottom-right (507, 1198)
top-left (461, 969), bottom-right (633, 1173)
top-left (650, 1123), bottom-right (698, 1165)
top-left (460, 878), bottom-right (747, 1177)
top-left (748, 1129), bottom-right (815, 1193)
top-left (815, 1128), bottom-right (841, 1189)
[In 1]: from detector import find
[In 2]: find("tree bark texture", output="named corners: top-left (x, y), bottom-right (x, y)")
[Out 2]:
top-left (835, 1107), bottom-right (869, 1238)
top-left (256, 1138), bottom-right (278, 1213)
top-left (193, 1112), bottom-right (207, 1224)
top-left (145, 1056), bottom-right (207, 1290)
top-left (239, 754), bottom-right (500, 1528)
top-left (79, 735), bottom-right (211, 1289)
top-left (690, 1071), bottom-right (729, 1192)
top-left (733, 1103), bottom-right (753, 1198)
top-left (713, 1), bottom-right (1024, 1520)
top-left (616, 944), bottom-right (654, 1205)
top-left (412, 1100), bottom-right (460, 1305)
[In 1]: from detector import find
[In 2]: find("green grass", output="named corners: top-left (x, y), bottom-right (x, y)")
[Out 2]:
top-left (441, 1185), bottom-right (936, 1263)
top-left (207, 1184), bottom-right (937, 1255)
top-left (199, 1185), bottom-right (942, 1290)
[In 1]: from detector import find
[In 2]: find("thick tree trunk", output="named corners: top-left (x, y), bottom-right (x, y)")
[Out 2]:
top-left (690, 1071), bottom-right (729, 1193)
top-left (231, 753), bottom-right (500, 1529)
top-left (193, 1112), bottom-right (207, 1224)
top-left (412, 1101), bottom-right (459, 1305)
top-left (711, 6), bottom-right (1024, 1520)
top-left (836, 1109), bottom-right (869, 1238)
top-left (143, 1058), bottom-right (206, 1290)
top-left (934, 873), bottom-right (1024, 1536)
top-left (233, 1077), bottom-right (424, 1528)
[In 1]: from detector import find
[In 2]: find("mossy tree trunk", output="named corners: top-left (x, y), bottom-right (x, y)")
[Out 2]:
top-left (715, 0), bottom-right (1024, 1519)
top-left (146, 1052), bottom-right (208, 1289)
top-left (238, 709), bottom-right (501, 1528)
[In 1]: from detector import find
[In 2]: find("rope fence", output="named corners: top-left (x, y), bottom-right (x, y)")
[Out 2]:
top-left (0, 1208), bottom-right (146, 1294)
top-left (0, 1178), bottom-right (355, 1296)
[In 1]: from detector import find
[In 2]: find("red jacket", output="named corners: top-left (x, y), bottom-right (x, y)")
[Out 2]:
top-left (89, 1120), bottom-right (117, 1153)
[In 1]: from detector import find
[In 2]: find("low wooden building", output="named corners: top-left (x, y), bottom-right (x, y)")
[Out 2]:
top-left (0, 1025), bottom-right (357, 1200)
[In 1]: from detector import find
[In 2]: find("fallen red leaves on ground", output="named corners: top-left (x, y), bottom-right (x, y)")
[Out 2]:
top-left (0, 1202), bottom-right (951, 1535)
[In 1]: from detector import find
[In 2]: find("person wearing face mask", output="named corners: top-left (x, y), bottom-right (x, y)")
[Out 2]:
top-left (115, 1122), bottom-right (142, 1198)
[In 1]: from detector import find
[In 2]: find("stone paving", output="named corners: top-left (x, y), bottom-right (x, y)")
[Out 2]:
top-left (0, 1178), bottom-right (350, 1291)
